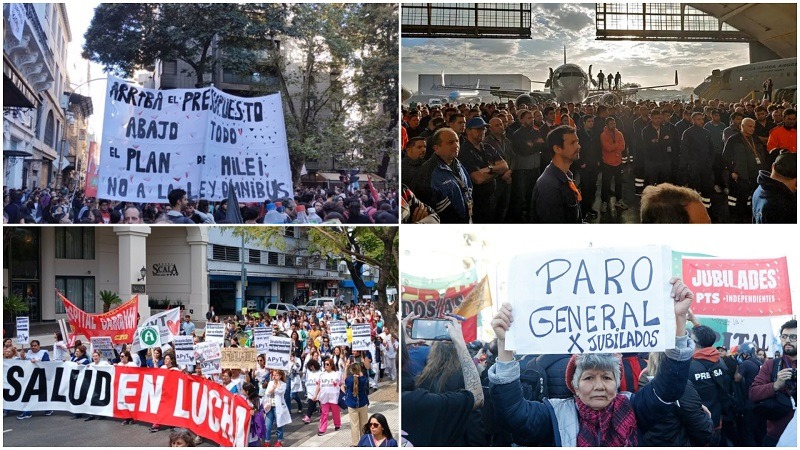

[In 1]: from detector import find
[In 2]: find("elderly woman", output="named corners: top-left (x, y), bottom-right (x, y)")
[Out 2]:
top-left (489, 277), bottom-right (696, 447)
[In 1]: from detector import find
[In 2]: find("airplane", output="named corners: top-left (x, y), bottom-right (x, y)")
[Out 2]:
top-left (442, 78), bottom-right (482, 103)
top-left (694, 57), bottom-right (797, 103)
top-left (440, 47), bottom-right (678, 105)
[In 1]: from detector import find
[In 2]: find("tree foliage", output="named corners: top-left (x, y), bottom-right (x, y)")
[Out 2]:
top-left (82, 3), bottom-right (398, 182)
top-left (234, 226), bottom-right (399, 334)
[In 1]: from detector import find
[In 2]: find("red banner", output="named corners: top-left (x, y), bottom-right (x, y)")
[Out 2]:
top-left (58, 291), bottom-right (139, 344)
top-left (683, 257), bottom-right (792, 317)
top-left (113, 366), bottom-right (251, 446)
top-left (401, 283), bottom-right (479, 342)
top-left (84, 141), bottom-right (99, 198)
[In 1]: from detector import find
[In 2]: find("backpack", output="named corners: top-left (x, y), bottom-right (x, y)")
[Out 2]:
top-left (520, 356), bottom-right (548, 402)
top-left (699, 359), bottom-right (743, 421)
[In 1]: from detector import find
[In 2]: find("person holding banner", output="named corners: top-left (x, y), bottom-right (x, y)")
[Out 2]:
top-left (315, 358), bottom-right (343, 436)
top-left (262, 370), bottom-right (291, 447)
top-left (147, 347), bottom-right (165, 368)
top-left (83, 350), bottom-right (112, 422)
top-left (53, 332), bottom-right (70, 362)
top-left (487, 277), bottom-right (696, 447)
top-left (345, 361), bottom-right (371, 446)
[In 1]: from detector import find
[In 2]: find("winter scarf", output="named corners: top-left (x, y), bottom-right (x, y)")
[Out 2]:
top-left (575, 394), bottom-right (638, 447)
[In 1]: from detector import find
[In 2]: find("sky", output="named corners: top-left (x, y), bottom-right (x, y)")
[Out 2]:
top-left (64, 2), bottom-right (105, 139)
top-left (401, 3), bottom-right (753, 93)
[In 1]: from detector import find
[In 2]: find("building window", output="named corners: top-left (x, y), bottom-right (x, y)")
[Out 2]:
top-left (43, 111), bottom-right (55, 146)
top-left (55, 228), bottom-right (95, 259)
top-left (212, 245), bottom-right (240, 262)
top-left (284, 227), bottom-right (295, 238)
top-left (249, 249), bottom-right (260, 264)
top-left (326, 260), bottom-right (337, 271)
top-left (55, 277), bottom-right (95, 314)
top-left (163, 60), bottom-right (178, 75)
top-left (267, 252), bottom-right (279, 265)
top-left (284, 254), bottom-right (294, 267)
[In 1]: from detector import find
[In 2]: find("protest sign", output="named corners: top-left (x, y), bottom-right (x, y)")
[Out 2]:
top-left (351, 324), bottom-right (371, 351)
top-left (98, 76), bottom-right (293, 203)
top-left (90, 337), bottom-right (116, 361)
top-left (58, 292), bottom-right (138, 345)
top-left (200, 358), bottom-right (222, 376)
top-left (253, 328), bottom-right (272, 354)
top-left (690, 316), bottom-right (778, 353)
top-left (137, 326), bottom-right (161, 350)
top-left (16, 317), bottom-right (29, 345)
top-left (205, 323), bottom-right (225, 344)
top-left (330, 321), bottom-right (348, 347)
top-left (131, 307), bottom-right (181, 352)
top-left (505, 246), bottom-right (674, 354)
top-left (221, 347), bottom-right (258, 370)
top-left (265, 336), bottom-right (292, 371)
top-left (195, 341), bottom-right (222, 362)
top-left (173, 335), bottom-right (195, 366)
top-left (682, 257), bottom-right (792, 317)
top-left (3, 361), bottom-right (249, 447)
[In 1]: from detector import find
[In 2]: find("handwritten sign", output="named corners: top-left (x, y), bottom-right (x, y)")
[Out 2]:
top-left (16, 317), bottom-right (29, 345)
top-left (351, 324), bottom-right (371, 351)
top-left (221, 347), bottom-right (258, 370)
top-left (174, 335), bottom-right (195, 366)
top-left (683, 257), bottom-right (792, 317)
top-left (253, 328), bottom-right (272, 354)
top-left (330, 321), bottom-right (348, 347)
top-left (195, 341), bottom-right (222, 362)
top-left (506, 246), bottom-right (674, 354)
top-left (98, 76), bottom-right (293, 202)
top-left (265, 336), bottom-right (292, 371)
top-left (90, 336), bottom-right (115, 361)
top-left (205, 323), bottom-right (225, 344)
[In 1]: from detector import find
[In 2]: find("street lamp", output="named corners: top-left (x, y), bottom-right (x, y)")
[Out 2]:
top-left (137, 266), bottom-right (147, 282)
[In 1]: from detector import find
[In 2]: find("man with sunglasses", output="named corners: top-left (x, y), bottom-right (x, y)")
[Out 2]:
top-left (749, 319), bottom-right (797, 446)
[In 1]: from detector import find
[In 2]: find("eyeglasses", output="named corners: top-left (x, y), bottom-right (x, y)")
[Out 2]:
top-left (780, 334), bottom-right (797, 341)
top-left (369, 423), bottom-right (380, 428)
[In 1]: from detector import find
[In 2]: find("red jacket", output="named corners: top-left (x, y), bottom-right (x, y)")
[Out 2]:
top-left (601, 126), bottom-right (626, 166)
top-left (748, 357), bottom-right (797, 440)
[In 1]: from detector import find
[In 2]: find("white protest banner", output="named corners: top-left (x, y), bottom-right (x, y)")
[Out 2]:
top-left (195, 341), bottom-right (223, 362)
top-left (173, 335), bottom-right (195, 366)
top-left (98, 76), bottom-right (293, 203)
top-left (265, 336), bottom-right (292, 371)
top-left (2, 361), bottom-right (250, 447)
top-left (131, 308), bottom-right (181, 352)
top-left (506, 245), bottom-right (674, 354)
top-left (16, 317), bottom-right (29, 345)
top-left (692, 316), bottom-right (779, 354)
top-left (137, 326), bottom-right (162, 350)
top-left (351, 324), bottom-right (371, 351)
top-left (330, 321), bottom-right (348, 347)
top-left (90, 337), bottom-right (116, 361)
top-left (253, 328), bottom-right (272, 354)
top-left (205, 323), bottom-right (226, 344)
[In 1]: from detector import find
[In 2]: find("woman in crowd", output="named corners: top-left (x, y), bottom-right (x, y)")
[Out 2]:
top-left (168, 428), bottom-right (197, 447)
top-left (52, 332), bottom-right (69, 361)
top-left (303, 359), bottom-right (322, 424)
top-left (344, 360), bottom-right (370, 446)
top-left (315, 358), bottom-right (342, 436)
top-left (149, 353), bottom-right (183, 432)
top-left (304, 347), bottom-right (320, 371)
top-left (291, 331), bottom-right (303, 360)
top-left (638, 352), bottom-right (714, 446)
top-left (487, 278), bottom-right (695, 446)
top-left (331, 346), bottom-right (346, 373)
top-left (289, 354), bottom-right (304, 414)
top-left (255, 355), bottom-right (270, 396)
top-left (71, 344), bottom-right (90, 365)
top-left (83, 350), bottom-right (111, 422)
top-left (116, 350), bottom-right (138, 368)
top-left (146, 347), bottom-right (164, 368)
top-left (220, 369), bottom-right (240, 394)
top-left (263, 370), bottom-right (291, 447)
top-left (357, 413), bottom-right (397, 447)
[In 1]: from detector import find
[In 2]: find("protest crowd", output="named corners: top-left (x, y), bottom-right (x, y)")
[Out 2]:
top-left (3, 182), bottom-right (399, 225)
top-left (400, 280), bottom-right (798, 447)
top-left (401, 97), bottom-right (797, 224)
top-left (3, 301), bottom-right (399, 447)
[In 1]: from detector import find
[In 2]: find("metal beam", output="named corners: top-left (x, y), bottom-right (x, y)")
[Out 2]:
top-left (719, 3), bottom-right (756, 23)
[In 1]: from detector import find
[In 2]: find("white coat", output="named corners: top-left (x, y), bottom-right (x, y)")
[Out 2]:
top-left (263, 380), bottom-right (292, 428)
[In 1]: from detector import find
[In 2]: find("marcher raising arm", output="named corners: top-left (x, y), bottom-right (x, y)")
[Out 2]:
top-left (445, 316), bottom-right (484, 409)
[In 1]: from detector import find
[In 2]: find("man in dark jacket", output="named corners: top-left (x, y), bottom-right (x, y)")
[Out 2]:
top-left (679, 113), bottom-right (715, 212)
top-left (531, 125), bottom-right (582, 223)
top-left (577, 115), bottom-right (599, 219)
top-left (3, 190), bottom-right (24, 224)
top-left (752, 152), bottom-right (796, 224)
top-left (722, 117), bottom-right (768, 223)
top-left (688, 324), bottom-right (730, 446)
top-left (641, 109), bottom-right (674, 187)
top-left (735, 341), bottom-right (767, 446)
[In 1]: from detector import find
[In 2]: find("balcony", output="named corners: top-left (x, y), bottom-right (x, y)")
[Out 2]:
top-left (3, 4), bottom-right (55, 94)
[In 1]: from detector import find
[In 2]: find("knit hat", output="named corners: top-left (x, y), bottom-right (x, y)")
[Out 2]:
top-left (564, 353), bottom-right (623, 394)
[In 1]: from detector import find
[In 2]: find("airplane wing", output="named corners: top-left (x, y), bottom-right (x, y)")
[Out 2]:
top-left (618, 71), bottom-right (679, 95)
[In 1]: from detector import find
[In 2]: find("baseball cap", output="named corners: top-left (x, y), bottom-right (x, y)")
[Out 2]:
top-left (466, 117), bottom-right (489, 129)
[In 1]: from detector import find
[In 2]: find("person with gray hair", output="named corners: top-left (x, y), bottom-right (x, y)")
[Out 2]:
top-left (488, 277), bottom-right (696, 446)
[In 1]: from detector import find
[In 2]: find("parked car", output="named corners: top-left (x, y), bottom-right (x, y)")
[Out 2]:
top-left (298, 297), bottom-right (338, 312)
top-left (265, 302), bottom-right (299, 317)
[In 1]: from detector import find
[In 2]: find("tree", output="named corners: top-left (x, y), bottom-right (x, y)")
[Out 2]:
top-left (99, 290), bottom-right (122, 313)
top-left (234, 226), bottom-right (399, 334)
